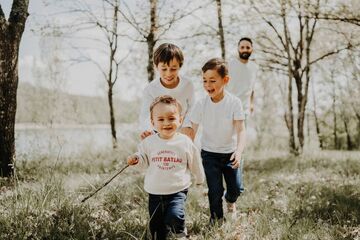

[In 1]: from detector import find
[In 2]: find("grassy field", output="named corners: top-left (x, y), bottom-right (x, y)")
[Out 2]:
top-left (0, 148), bottom-right (359, 240)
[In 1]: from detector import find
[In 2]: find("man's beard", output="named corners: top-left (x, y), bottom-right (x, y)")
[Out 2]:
top-left (239, 52), bottom-right (251, 60)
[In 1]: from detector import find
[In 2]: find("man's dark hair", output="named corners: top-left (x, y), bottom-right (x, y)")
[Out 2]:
top-left (238, 37), bottom-right (253, 46)
top-left (153, 43), bottom-right (184, 67)
top-left (202, 58), bottom-right (228, 78)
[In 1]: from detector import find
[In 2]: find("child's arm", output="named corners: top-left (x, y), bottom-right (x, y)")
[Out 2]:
top-left (230, 120), bottom-right (246, 169)
top-left (191, 122), bottom-right (199, 141)
top-left (126, 141), bottom-right (150, 168)
top-left (179, 127), bottom-right (194, 141)
top-left (181, 82), bottom-right (196, 128)
top-left (180, 86), bottom-right (196, 140)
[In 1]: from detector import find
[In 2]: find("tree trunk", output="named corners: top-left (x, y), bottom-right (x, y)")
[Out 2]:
top-left (107, 1), bottom-right (119, 149)
top-left (355, 113), bottom-right (360, 149)
top-left (281, 1), bottom-right (297, 154)
top-left (306, 112), bottom-right (310, 144)
top-left (0, 0), bottom-right (29, 177)
top-left (147, 0), bottom-right (157, 82)
top-left (357, 120), bottom-right (360, 149)
top-left (312, 102), bottom-right (323, 149)
top-left (342, 117), bottom-right (353, 150)
top-left (332, 90), bottom-right (338, 149)
top-left (0, 41), bottom-right (17, 177)
top-left (216, 0), bottom-right (226, 59)
top-left (311, 77), bottom-right (323, 149)
top-left (295, 72), bottom-right (305, 151)
top-left (108, 84), bottom-right (117, 148)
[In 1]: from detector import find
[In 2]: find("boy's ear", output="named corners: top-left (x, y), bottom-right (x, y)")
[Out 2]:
top-left (224, 75), bottom-right (230, 84)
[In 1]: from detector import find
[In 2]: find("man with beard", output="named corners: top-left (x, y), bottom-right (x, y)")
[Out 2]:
top-left (225, 37), bottom-right (258, 214)
top-left (227, 37), bottom-right (258, 117)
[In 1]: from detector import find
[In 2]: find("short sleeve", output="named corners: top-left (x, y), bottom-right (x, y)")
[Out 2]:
top-left (250, 63), bottom-right (259, 91)
top-left (233, 97), bottom-right (246, 120)
top-left (135, 140), bottom-right (150, 169)
top-left (190, 100), bottom-right (203, 124)
top-left (182, 81), bottom-right (196, 128)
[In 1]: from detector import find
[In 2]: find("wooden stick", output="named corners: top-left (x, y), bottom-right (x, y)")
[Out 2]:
top-left (81, 164), bottom-right (130, 203)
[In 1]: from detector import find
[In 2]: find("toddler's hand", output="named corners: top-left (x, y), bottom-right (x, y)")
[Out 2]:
top-left (127, 155), bottom-right (139, 165)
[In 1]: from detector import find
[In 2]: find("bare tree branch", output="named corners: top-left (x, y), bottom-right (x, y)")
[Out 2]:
top-left (317, 15), bottom-right (360, 27)
top-left (157, 1), bottom-right (213, 38)
top-left (309, 44), bottom-right (359, 65)
top-left (117, 0), bottom-right (147, 37)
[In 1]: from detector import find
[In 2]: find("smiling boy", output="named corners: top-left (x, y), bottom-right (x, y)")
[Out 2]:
top-left (191, 58), bottom-right (246, 223)
top-left (128, 95), bottom-right (204, 239)
top-left (138, 43), bottom-right (195, 140)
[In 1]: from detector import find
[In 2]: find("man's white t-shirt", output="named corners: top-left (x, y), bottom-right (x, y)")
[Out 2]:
top-left (136, 133), bottom-right (205, 195)
top-left (227, 57), bottom-right (258, 115)
top-left (138, 76), bottom-right (195, 132)
top-left (190, 91), bottom-right (245, 153)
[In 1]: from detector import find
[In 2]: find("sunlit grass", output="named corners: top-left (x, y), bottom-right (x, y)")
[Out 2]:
top-left (1, 148), bottom-right (359, 239)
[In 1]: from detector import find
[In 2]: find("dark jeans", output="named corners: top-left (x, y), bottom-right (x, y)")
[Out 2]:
top-left (148, 189), bottom-right (188, 240)
top-left (201, 150), bottom-right (244, 220)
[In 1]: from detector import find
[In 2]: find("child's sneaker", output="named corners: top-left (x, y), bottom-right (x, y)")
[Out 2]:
top-left (225, 200), bottom-right (237, 220)
top-left (174, 227), bottom-right (188, 239)
top-left (226, 201), bottom-right (236, 213)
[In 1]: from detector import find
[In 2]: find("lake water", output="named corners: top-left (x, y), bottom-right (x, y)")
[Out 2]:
top-left (15, 123), bottom-right (138, 159)
top-left (15, 123), bottom-right (259, 160)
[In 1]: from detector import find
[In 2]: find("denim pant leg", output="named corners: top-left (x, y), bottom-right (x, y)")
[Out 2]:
top-left (164, 190), bottom-right (188, 236)
top-left (223, 156), bottom-right (244, 203)
top-left (201, 150), bottom-right (225, 220)
top-left (148, 195), bottom-right (167, 240)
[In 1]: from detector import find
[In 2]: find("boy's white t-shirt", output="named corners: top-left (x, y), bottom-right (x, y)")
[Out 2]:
top-left (139, 76), bottom-right (195, 132)
top-left (136, 133), bottom-right (205, 195)
top-left (190, 91), bottom-right (245, 153)
top-left (227, 57), bottom-right (258, 115)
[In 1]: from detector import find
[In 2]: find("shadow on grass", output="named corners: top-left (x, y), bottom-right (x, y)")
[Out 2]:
top-left (292, 184), bottom-right (360, 227)
top-left (244, 156), bottom-right (297, 174)
top-left (245, 155), bottom-right (360, 178)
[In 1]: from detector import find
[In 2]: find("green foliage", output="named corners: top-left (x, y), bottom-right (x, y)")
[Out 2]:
top-left (1, 150), bottom-right (359, 239)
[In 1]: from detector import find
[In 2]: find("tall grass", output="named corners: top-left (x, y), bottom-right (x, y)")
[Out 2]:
top-left (1, 149), bottom-right (359, 239)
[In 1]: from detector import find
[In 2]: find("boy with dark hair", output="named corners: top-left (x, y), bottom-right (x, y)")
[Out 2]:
top-left (139, 43), bottom-right (195, 140)
top-left (191, 58), bottom-right (246, 223)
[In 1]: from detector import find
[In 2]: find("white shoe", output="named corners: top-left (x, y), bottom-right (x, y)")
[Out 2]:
top-left (226, 201), bottom-right (236, 213)
top-left (174, 227), bottom-right (188, 239)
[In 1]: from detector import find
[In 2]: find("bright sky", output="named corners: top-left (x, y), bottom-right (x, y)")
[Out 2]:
top-left (1, 0), bottom-right (254, 99)
top-left (1, 1), bottom-right (150, 98)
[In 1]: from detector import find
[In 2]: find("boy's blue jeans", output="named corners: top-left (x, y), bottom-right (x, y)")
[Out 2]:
top-left (148, 189), bottom-right (188, 240)
top-left (201, 150), bottom-right (244, 220)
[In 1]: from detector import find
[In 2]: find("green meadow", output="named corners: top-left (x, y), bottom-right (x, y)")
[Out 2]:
top-left (1, 147), bottom-right (359, 240)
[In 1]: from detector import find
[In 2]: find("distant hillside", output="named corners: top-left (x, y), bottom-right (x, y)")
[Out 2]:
top-left (16, 82), bottom-right (140, 124)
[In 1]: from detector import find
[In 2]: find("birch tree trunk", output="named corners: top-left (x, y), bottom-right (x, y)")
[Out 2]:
top-left (216, 0), bottom-right (226, 59)
top-left (147, 0), bottom-right (158, 82)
